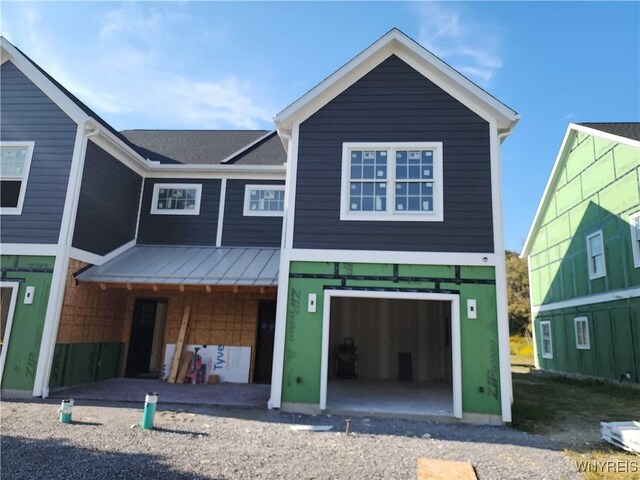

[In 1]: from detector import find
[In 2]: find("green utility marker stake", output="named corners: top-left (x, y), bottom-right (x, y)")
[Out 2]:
top-left (141, 392), bottom-right (158, 430)
top-left (59, 399), bottom-right (73, 424)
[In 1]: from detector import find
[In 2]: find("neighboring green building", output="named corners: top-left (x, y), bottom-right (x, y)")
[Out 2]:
top-left (522, 123), bottom-right (640, 383)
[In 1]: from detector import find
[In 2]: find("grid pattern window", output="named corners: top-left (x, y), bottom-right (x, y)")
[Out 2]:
top-left (630, 211), bottom-right (640, 268)
top-left (540, 320), bottom-right (553, 359)
top-left (574, 316), bottom-right (590, 350)
top-left (243, 185), bottom-right (285, 217)
top-left (151, 184), bottom-right (202, 215)
top-left (0, 142), bottom-right (34, 214)
top-left (586, 230), bottom-right (606, 279)
top-left (341, 142), bottom-right (443, 221)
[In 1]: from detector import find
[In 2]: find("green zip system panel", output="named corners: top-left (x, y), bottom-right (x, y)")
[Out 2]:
top-left (49, 342), bottom-right (124, 389)
top-left (282, 261), bottom-right (503, 416)
top-left (0, 255), bottom-right (55, 391)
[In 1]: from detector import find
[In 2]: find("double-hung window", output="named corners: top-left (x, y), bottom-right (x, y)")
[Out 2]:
top-left (540, 320), bottom-right (553, 359)
top-left (341, 142), bottom-right (443, 221)
top-left (0, 142), bottom-right (35, 215)
top-left (151, 183), bottom-right (202, 215)
top-left (243, 185), bottom-right (285, 217)
top-left (586, 230), bottom-right (606, 279)
top-left (629, 211), bottom-right (640, 268)
top-left (574, 316), bottom-right (590, 350)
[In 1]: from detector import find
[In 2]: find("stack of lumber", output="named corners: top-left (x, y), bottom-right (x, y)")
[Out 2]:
top-left (601, 421), bottom-right (640, 454)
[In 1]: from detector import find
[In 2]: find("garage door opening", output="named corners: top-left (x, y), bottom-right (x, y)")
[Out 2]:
top-left (321, 291), bottom-right (461, 418)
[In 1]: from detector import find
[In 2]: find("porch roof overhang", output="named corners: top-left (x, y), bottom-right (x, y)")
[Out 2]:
top-left (75, 246), bottom-right (280, 287)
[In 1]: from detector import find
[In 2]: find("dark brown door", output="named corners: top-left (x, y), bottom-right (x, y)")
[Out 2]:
top-left (254, 300), bottom-right (276, 383)
top-left (126, 299), bottom-right (158, 377)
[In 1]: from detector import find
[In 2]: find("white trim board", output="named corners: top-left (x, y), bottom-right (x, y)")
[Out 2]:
top-left (532, 287), bottom-right (640, 314)
top-left (0, 281), bottom-right (20, 388)
top-left (319, 289), bottom-right (463, 419)
top-left (521, 123), bottom-right (640, 258)
top-left (68, 240), bottom-right (136, 267)
top-left (282, 248), bottom-right (502, 267)
top-left (0, 244), bottom-right (62, 256)
top-left (275, 29), bottom-right (518, 136)
top-left (216, 178), bottom-right (227, 247)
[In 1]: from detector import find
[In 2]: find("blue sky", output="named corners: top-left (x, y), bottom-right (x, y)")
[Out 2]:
top-left (2, 2), bottom-right (639, 252)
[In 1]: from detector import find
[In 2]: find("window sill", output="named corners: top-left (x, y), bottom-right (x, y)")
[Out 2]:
top-left (340, 211), bottom-right (444, 222)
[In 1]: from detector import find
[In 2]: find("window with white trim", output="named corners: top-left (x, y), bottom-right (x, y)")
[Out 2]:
top-left (574, 316), bottom-right (590, 350)
top-left (0, 142), bottom-right (34, 215)
top-left (243, 185), bottom-right (285, 217)
top-left (586, 230), bottom-right (606, 279)
top-left (151, 183), bottom-right (202, 215)
top-left (340, 142), bottom-right (443, 221)
top-left (540, 320), bottom-right (553, 359)
top-left (629, 211), bottom-right (640, 268)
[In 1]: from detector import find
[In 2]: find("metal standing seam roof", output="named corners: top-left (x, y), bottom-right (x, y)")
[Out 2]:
top-left (75, 246), bottom-right (280, 286)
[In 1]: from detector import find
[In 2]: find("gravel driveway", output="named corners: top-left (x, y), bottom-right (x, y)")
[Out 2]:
top-left (1, 400), bottom-right (579, 480)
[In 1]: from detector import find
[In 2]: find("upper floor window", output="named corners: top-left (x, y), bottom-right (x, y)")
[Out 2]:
top-left (151, 183), bottom-right (202, 215)
top-left (574, 316), bottom-right (590, 350)
top-left (243, 185), bottom-right (285, 217)
top-left (586, 230), bottom-right (606, 280)
top-left (0, 142), bottom-right (34, 215)
top-left (629, 211), bottom-right (640, 268)
top-left (540, 320), bottom-right (553, 359)
top-left (340, 142), bottom-right (443, 222)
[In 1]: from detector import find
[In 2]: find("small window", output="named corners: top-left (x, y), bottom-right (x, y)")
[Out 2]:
top-left (1, 142), bottom-right (34, 215)
top-left (340, 142), bottom-right (443, 221)
top-left (151, 183), bottom-right (202, 215)
top-left (574, 316), bottom-right (590, 350)
top-left (586, 230), bottom-right (606, 279)
top-left (540, 320), bottom-right (553, 359)
top-left (630, 211), bottom-right (640, 268)
top-left (243, 185), bottom-right (285, 217)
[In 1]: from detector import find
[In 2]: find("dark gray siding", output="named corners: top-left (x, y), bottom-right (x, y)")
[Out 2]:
top-left (137, 178), bottom-right (220, 245)
top-left (293, 55), bottom-right (494, 253)
top-left (72, 141), bottom-right (142, 255)
top-left (222, 179), bottom-right (284, 247)
top-left (0, 61), bottom-right (78, 244)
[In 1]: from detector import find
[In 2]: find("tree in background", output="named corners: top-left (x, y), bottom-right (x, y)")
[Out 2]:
top-left (506, 250), bottom-right (531, 334)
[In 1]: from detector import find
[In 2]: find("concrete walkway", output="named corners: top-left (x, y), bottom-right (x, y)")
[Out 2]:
top-left (50, 378), bottom-right (270, 408)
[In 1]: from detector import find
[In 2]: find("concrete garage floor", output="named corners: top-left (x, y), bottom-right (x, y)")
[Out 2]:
top-left (327, 379), bottom-right (453, 418)
top-left (50, 378), bottom-right (270, 408)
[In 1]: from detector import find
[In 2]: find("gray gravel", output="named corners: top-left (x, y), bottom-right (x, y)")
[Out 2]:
top-left (1, 400), bottom-right (579, 479)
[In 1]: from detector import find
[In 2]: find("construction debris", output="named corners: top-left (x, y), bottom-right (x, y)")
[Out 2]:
top-left (417, 458), bottom-right (477, 480)
top-left (601, 421), bottom-right (640, 453)
top-left (289, 425), bottom-right (333, 432)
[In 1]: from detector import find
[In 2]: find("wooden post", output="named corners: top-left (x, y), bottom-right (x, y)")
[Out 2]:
top-left (168, 305), bottom-right (191, 383)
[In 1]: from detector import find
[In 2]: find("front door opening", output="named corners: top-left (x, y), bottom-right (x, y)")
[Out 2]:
top-left (126, 298), bottom-right (167, 378)
top-left (254, 300), bottom-right (276, 383)
top-left (325, 295), bottom-right (456, 417)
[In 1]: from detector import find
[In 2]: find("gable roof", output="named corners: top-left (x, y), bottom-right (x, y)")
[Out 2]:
top-left (520, 122), bottom-right (640, 258)
top-left (579, 123), bottom-right (640, 142)
top-left (120, 130), bottom-right (286, 165)
top-left (275, 28), bottom-right (519, 137)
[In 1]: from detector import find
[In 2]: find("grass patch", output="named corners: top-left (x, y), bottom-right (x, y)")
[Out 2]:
top-left (510, 335), bottom-right (534, 358)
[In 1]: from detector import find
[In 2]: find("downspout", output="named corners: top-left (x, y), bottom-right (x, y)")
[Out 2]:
top-left (38, 122), bottom-right (99, 398)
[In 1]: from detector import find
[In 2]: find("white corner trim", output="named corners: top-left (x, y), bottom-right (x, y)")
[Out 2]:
top-left (150, 183), bottom-right (202, 216)
top-left (319, 289), bottom-right (462, 419)
top-left (629, 210), bottom-right (640, 269)
top-left (532, 286), bottom-right (640, 313)
top-left (284, 124), bottom-right (300, 249)
top-left (339, 142), bottom-right (444, 222)
top-left (0, 141), bottom-right (35, 215)
top-left (0, 281), bottom-right (20, 388)
top-left (134, 178), bottom-right (145, 241)
top-left (216, 178), bottom-right (227, 246)
top-left (527, 258), bottom-right (540, 369)
top-left (268, 256), bottom-right (291, 409)
top-left (243, 184), bottom-right (285, 217)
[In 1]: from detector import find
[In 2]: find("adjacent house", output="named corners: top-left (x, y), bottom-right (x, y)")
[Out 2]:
top-left (1, 29), bottom-right (519, 424)
top-left (521, 123), bottom-right (640, 383)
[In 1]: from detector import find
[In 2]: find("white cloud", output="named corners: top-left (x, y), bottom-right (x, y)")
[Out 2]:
top-left (2, 4), bottom-right (272, 129)
top-left (417, 2), bottom-right (503, 85)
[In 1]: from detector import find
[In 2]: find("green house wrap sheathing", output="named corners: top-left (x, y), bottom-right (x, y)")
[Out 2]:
top-left (282, 261), bottom-right (503, 416)
top-left (528, 129), bottom-right (640, 382)
top-left (0, 255), bottom-right (54, 391)
top-left (49, 342), bottom-right (124, 389)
